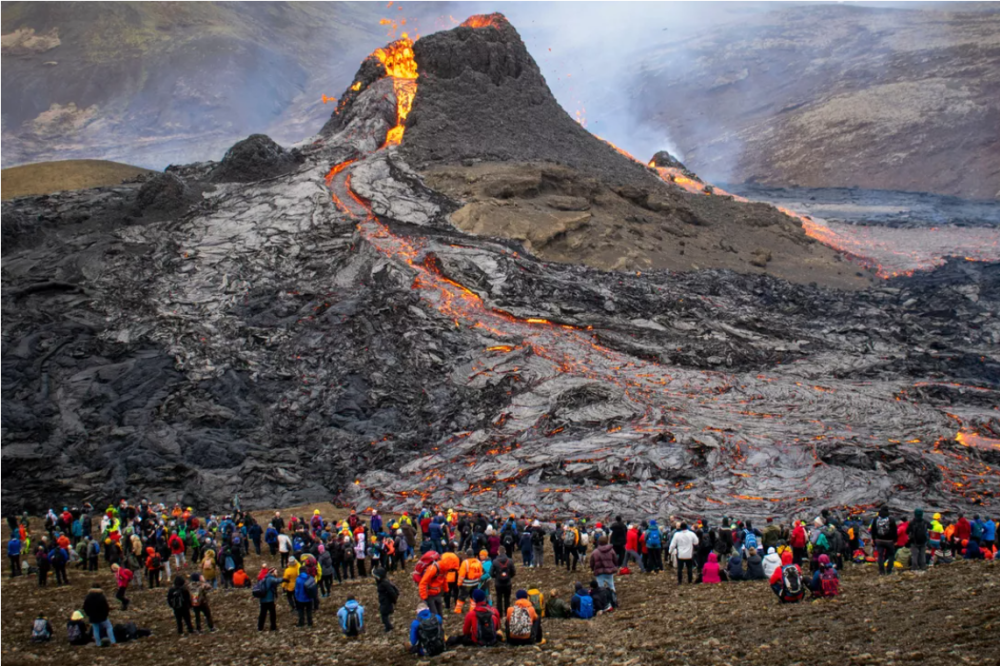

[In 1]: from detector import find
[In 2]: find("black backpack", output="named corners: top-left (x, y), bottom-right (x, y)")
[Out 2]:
top-left (474, 608), bottom-right (497, 646)
top-left (502, 532), bottom-right (515, 549)
top-left (417, 615), bottom-right (445, 656)
top-left (494, 560), bottom-right (512, 585)
top-left (344, 607), bottom-right (362, 637)
top-left (167, 587), bottom-right (185, 610)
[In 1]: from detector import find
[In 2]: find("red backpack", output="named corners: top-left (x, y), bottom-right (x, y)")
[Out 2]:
top-left (820, 568), bottom-right (839, 597)
top-left (411, 551), bottom-right (441, 584)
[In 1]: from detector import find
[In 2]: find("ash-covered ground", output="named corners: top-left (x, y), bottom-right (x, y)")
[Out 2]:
top-left (2, 15), bottom-right (998, 518)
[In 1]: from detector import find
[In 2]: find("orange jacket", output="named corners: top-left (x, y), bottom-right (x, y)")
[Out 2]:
top-left (419, 553), bottom-right (458, 599)
top-left (505, 598), bottom-right (539, 638)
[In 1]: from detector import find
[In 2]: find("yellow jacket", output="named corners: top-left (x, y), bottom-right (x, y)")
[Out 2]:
top-left (282, 562), bottom-right (300, 592)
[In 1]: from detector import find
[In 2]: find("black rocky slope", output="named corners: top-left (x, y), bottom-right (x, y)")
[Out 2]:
top-left (2, 15), bottom-right (998, 517)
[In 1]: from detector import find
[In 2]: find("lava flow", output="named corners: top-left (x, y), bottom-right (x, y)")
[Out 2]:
top-left (375, 36), bottom-right (418, 146)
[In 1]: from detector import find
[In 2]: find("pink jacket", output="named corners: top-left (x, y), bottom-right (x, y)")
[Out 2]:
top-left (702, 552), bottom-right (721, 584)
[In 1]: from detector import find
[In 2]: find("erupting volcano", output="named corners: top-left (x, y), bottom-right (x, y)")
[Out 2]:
top-left (2, 14), bottom-right (997, 519)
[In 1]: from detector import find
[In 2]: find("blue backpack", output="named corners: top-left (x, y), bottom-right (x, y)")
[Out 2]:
top-left (646, 529), bottom-right (661, 548)
top-left (743, 530), bottom-right (758, 550)
top-left (574, 593), bottom-right (595, 619)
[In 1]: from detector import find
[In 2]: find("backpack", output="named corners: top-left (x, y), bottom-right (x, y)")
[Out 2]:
top-left (251, 579), bottom-right (268, 599)
top-left (501, 532), bottom-right (515, 549)
top-left (150, 554), bottom-right (162, 570)
top-left (574, 593), bottom-right (595, 619)
top-left (527, 589), bottom-right (545, 616)
top-left (303, 576), bottom-right (318, 598)
top-left (646, 529), bottom-right (662, 548)
top-left (31, 618), bottom-right (51, 642)
top-left (417, 615), bottom-right (445, 656)
top-left (563, 529), bottom-right (577, 547)
top-left (508, 604), bottom-right (533, 639)
top-left (780, 565), bottom-right (803, 598)
top-left (411, 551), bottom-right (441, 585)
top-left (820, 568), bottom-right (840, 597)
top-left (474, 608), bottom-right (497, 645)
top-left (383, 580), bottom-right (400, 605)
top-left (875, 516), bottom-right (892, 540)
top-left (464, 559), bottom-right (483, 584)
top-left (494, 559), bottom-right (512, 585)
top-left (167, 587), bottom-right (186, 610)
top-left (191, 587), bottom-right (203, 607)
top-left (66, 620), bottom-right (84, 644)
top-left (224, 555), bottom-right (235, 571)
top-left (743, 530), bottom-right (758, 551)
top-left (344, 607), bottom-right (362, 637)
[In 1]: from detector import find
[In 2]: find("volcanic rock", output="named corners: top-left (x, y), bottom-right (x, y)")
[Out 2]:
top-left (132, 172), bottom-right (197, 217)
top-left (210, 133), bottom-right (303, 183)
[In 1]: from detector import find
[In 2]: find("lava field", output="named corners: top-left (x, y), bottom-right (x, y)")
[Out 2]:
top-left (2, 14), bottom-right (998, 518)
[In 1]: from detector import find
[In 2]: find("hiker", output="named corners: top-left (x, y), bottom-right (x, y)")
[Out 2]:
top-left (8, 533), bottom-right (21, 577)
top-left (702, 552), bottom-right (722, 584)
top-left (531, 520), bottom-right (546, 567)
top-left (418, 551), bottom-right (459, 619)
top-left (492, 551), bottom-right (516, 618)
top-left (506, 589), bottom-right (542, 645)
top-left (964, 539), bottom-right (985, 560)
top-left (623, 523), bottom-right (645, 573)
top-left (293, 567), bottom-right (319, 627)
top-left (282, 556), bottom-right (300, 611)
top-left (645, 520), bottom-right (664, 573)
top-left (724, 553), bottom-right (745, 582)
top-left (790, 520), bottom-right (808, 566)
top-left (570, 582), bottom-right (595, 619)
top-left (166, 575), bottom-right (194, 635)
top-left (255, 567), bottom-right (280, 631)
top-left (562, 522), bottom-right (580, 571)
top-left (456, 549), bottom-right (484, 614)
top-left (145, 547), bottom-right (162, 588)
top-left (31, 614), bottom-right (53, 642)
top-left (770, 551), bottom-right (805, 603)
top-left (189, 572), bottom-right (216, 632)
top-left (745, 547), bottom-right (767, 580)
top-left (82, 582), bottom-right (116, 646)
top-left (668, 522), bottom-right (699, 584)
top-left (410, 602), bottom-right (446, 656)
top-left (448, 588), bottom-right (501, 647)
top-left (762, 547), bottom-right (783, 579)
top-left (545, 588), bottom-right (571, 618)
top-left (588, 535), bottom-right (619, 591)
top-left (111, 563), bottom-right (132, 610)
top-left (35, 545), bottom-right (50, 587)
top-left (277, 531), bottom-right (292, 568)
top-left (809, 554), bottom-right (840, 598)
top-left (870, 506), bottom-right (898, 575)
top-left (67, 610), bottom-right (92, 646)
top-left (337, 596), bottom-right (365, 637)
top-left (374, 566), bottom-right (399, 632)
top-left (609, 516), bottom-right (628, 564)
top-left (906, 508), bottom-right (930, 570)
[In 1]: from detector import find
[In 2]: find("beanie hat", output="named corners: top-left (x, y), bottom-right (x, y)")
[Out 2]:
top-left (516, 589), bottom-right (528, 599)
top-left (472, 588), bottom-right (486, 603)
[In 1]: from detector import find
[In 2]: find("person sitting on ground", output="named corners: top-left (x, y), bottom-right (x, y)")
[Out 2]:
top-left (31, 614), bottom-right (53, 642)
top-left (809, 554), bottom-right (840, 598)
top-left (589, 578), bottom-right (615, 614)
top-left (702, 552), bottom-right (722, 584)
top-left (762, 547), bottom-right (783, 580)
top-left (506, 589), bottom-right (542, 645)
top-left (745, 547), bottom-right (767, 580)
top-left (66, 610), bottom-right (91, 646)
top-left (448, 588), bottom-right (501, 647)
top-left (570, 582), bottom-right (595, 619)
top-left (725, 553), bottom-right (745, 582)
top-left (769, 550), bottom-right (805, 604)
top-left (410, 602), bottom-right (446, 657)
top-left (337, 595), bottom-right (365, 637)
top-left (545, 588), bottom-right (571, 619)
top-left (964, 539), bottom-right (985, 560)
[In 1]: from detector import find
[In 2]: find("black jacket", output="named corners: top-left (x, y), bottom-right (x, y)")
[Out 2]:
top-left (610, 521), bottom-right (627, 546)
top-left (83, 591), bottom-right (111, 623)
top-left (377, 577), bottom-right (399, 612)
top-left (745, 554), bottom-right (766, 580)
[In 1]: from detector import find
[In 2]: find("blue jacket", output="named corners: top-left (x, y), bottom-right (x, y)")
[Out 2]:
top-left (371, 515), bottom-right (383, 534)
top-left (294, 572), bottom-right (316, 603)
top-left (984, 520), bottom-right (996, 541)
top-left (265, 527), bottom-right (278, 544)
top-left (337, 599), bottom-right (365, 633)
top-left (519, 531), bottom-right (533, 553)
top-left (971, 520), bottom-right (984, 540)
top-left (7, 538), bottom-right (21, 556)
top-left (71, 520), bottom-right (83, 537)
top-left (429, 520), bottom-right (443, 543)
top-left (248, 524), bottom-right (262, 542)
top-left (409, 608), bottom-right (443, 652)
top-left (258, 574), bottom-right (279, 604)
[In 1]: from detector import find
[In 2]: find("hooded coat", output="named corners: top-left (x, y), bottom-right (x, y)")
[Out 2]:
top-left (589, 543), bottom-right (619, 575)
top-left (726, 554), bottom-right (745, 581)
top-left (745, 552), bottom-right (766, 580)
top-left (762, 548), bottom-right (783, 579)
top-left (702, 552), bottom-right (721, 584)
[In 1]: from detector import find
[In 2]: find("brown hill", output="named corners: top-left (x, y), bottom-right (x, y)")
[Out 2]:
top-left (1, 159), bottom-right (152, 199)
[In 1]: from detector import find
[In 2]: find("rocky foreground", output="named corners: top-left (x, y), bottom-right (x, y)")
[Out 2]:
top-left (2, 16), bottom-right (999, 518)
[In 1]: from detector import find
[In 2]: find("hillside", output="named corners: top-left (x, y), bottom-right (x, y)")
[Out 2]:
top-left (1, 159), bottom-right (152, 199)
top-left (629, 4), bottom-right (1000, 199)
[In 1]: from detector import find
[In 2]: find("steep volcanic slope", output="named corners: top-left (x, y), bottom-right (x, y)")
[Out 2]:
top-left (2, 15), bottom-right (998, 518)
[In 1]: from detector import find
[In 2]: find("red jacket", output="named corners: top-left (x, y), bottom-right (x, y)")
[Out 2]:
top-left (895, 522), bottom-right (910, 548)
top-left (956, 518), bottom-right (971, 541)
top-left (168, 534), bottom-right (185, 555)
top-left (625, 527), bottom-right (640, 551)
top-left (462, 603), bottom-right (500, 644)
top-left (790, 525), bottom-right (807, 549)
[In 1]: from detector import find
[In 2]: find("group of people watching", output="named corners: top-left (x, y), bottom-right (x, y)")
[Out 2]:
top-left (8, 500), bottom-right (996, 651)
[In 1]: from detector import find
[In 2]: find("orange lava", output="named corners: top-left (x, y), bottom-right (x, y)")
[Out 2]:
top-left (372, 36), bottom-right (418, 146)
top-left (461, 14), bottom-right (504, 29)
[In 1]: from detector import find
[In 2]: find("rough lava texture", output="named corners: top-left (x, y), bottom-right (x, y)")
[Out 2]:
top-left (209, 133), bottom-right (304, 184)
top-left (2, 15), bottom-right (998, 520)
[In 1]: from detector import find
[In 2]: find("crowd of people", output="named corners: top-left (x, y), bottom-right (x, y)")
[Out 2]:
top-left (8, 501), bottom-right (996, 652)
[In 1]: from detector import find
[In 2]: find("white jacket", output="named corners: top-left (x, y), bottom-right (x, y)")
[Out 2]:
top-left (762, 552), bottom-right (783, 579)
top-left (668, 529), bottom-right (699, 560)
top-left (277, 533), bottom-right (292, 554)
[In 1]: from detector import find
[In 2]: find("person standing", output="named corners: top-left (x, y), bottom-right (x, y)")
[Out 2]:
top-left (167, 575), bottom-right (195, 635)
top-left (906, 508), bottom-right (930, 571)
top-left (374, 566), bottom-right (399, 632)
top-left (870, 507), bottom-right (898, 576)
top-left (588, 536), bottom-right (619, 591)
top-left (668, 522), bottom-right (699, 585)
top-left (111, 563), bottom-right (132, 610)
top-left (189, 572), bottom-right (216, 632)
top-left (8, 533), bottom-right (21, 577)
top-left (256, 567), bottom-right (280, 632)
top-left (491, 552), bottom-right (516, 619)
top-left (82, 582), bottom-right (116, 646)
top-left (644, 520), bottom-right (664, 573)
